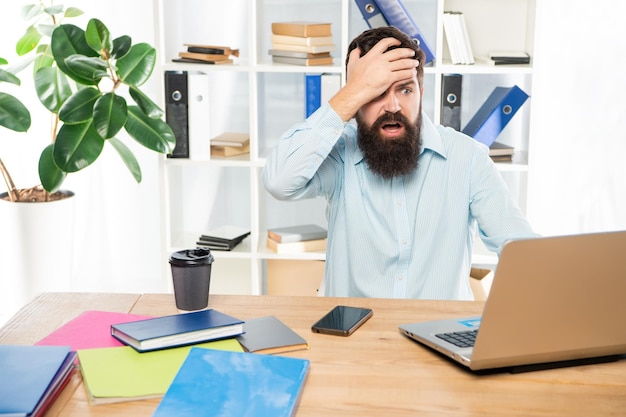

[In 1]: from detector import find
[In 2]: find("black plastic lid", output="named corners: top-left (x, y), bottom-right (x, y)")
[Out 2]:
top-left (169, 248), bottom-right (214, 266)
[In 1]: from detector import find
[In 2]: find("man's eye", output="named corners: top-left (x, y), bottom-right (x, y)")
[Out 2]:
top-left (401, 88), bottom-right (412, 95)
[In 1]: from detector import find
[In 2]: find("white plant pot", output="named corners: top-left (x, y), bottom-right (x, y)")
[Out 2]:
top-left (0, 191), bottom-right (75, 314)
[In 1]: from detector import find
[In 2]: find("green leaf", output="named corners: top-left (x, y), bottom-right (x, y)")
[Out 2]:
top-left (63, 55), bottom-right (109, 85)
top-left (116, 43), bottom-right (156, 87)
top-left (33, 44), bottom-right (54, 72)
top-left (0, 57), bottom-right (8, 65)
top-left (93, 93), bottom-right (128, 139)
top-left (51, 24), bottom-right (99, 84)
top-left (124, 106), bottom-right (175, 153)
top-left (53, 121), bottom-right (105, 172)
top-left (0, 68), bottom-right (21, 86)
top-left (111, 35), bottom-right (132, 59)
top-left (16, 26), bottom-right (42, 56)
top-left (43, 5), bottom-right (64, 15)
top-left (34, 66), bottom-right (72, 113)
top-left (38, 144), bottom-right (67, 193)
top-left (86, 19), bottom-right (111, 55)
top-left (0, 92), bottom-right (31, 132)
top-left (37, 24), bottom-right (57, 38)
top-left (64, 7), bottom-right (84, 18)
top-left (21, 4), bottom-right (44, 21)
top-left (129, 85), bottom-right (163, 118)
top-left (108, 137), bottom-right (142, 183)
top-left (59, 87), bottom-right (101, 124)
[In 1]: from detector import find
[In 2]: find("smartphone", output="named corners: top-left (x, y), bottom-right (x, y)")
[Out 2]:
top-left (311, 305), bottom-right (373, 336)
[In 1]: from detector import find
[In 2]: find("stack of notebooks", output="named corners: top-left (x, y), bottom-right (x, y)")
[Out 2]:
top-left (269, 21), bottom-right (335, 66)
top-left (489, 141), bottom-right (515, 162)
top-left (0, 345), bottom-right (77, 417)
top-left (210, 132), bottom-right (250, 158)
top-left (488, 51), bottom-right (531, 65)
top-left (267, 224), bottom-right (327, 254)
top-left (197, 225), bottom-right (251, 251)
top-left (174, 44), bottom-right (239, 65)
top-left (29, 307), bottom-right (310, 412)
top-left (442, 11), bottom-right (474, 65)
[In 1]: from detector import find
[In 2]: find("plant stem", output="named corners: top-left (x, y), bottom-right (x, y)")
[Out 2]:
top-left (0, 158), bottom-right (19, 202)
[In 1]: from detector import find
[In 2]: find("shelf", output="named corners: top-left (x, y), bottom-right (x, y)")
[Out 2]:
top-left (156, 0), bottom-right (537, 295)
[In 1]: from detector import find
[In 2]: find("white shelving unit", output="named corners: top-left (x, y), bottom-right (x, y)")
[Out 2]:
top-left (154, 0), bottom-right (536, 294)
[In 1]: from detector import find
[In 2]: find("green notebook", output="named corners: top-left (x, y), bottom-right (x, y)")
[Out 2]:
top-left (77, 338), bottom-right (243, 405)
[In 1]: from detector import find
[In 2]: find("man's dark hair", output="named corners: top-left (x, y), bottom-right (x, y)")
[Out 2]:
top-left (346, 26), bottom-right (425, 87)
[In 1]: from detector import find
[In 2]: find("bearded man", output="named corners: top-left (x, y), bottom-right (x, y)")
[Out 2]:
top-left (263, 27), bottom-right (537, 299)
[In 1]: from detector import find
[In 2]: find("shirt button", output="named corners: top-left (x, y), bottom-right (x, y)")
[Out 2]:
top-left (398, 275), bottom-right (404, 281)
top-left (397, 199), bottom-right (403, 206)
top-left (402, 239), bottom-right (407, 245)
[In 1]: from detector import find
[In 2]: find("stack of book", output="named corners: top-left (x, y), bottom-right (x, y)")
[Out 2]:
top-left (269, 21), bottom-right (335, 66)
top-left (197, 225), bottom-right (251, 251)
top-left (210, 132), bottom-right (250, 158)
top-left (489, 141), bottom-right (515, 163)
top-left (442, 11), bottom-right (474, 65)
top-left (266, 224), bottom-right (327, 254)
top-left (488, 51), bottom-right (531, 65)
top-left (1, 345), bottom-right (77, 416)
top-left (174, 44), bottom-right (239, 65)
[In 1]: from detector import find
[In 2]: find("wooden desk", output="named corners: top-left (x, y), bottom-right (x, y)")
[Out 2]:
top-left (1, 293), bottom-right (625, 416)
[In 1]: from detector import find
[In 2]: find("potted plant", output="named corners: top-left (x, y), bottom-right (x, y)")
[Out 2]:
top-left (0, 3), bottom-right (174, 202)
top-left (0, 3), bottom-right (174, 308)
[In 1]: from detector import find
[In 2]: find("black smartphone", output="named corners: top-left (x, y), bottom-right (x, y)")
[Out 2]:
top-left (311, 305), bottom-right (373, 336)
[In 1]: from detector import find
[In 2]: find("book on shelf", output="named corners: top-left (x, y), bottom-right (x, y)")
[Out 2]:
top-left (272, 55), bottom-right (334, 66)
top-left (36, 310), bottom-right (153, 351)
top-left (236, 315), bottom-right (309, 355)
top-left (271, 34), bottom-right (333, 46)
top-left (172, 57), bottom-right (234, 65)
top-left (152, 347), bottom-right (310, 417)
top-left (268, 49), bottom-right (331, 59)
top-left (110, 309), bottom-right (245, 352)
top-left (210, 131), bottom-right (250, 157)
top-left (489, 141), bottom-right (515, 157)
top-left (0, 345), bottom-right (77, 417)
top-left (178, 51), bottom-right (233, 62)
top-left (197, 224), bottom-right (251, 251)
top-left (183, 44), bottom-right (240, 57)
top-left (443, 11), bottom-right (474, 65)
top-left (267, 236), bottom-right (327, 254)
top-left (76, 339), bottom-right (243, 405)
top-left (271, 42), bottom-right (336, 54)
top-left (267, 224), bottom-right (328, 243)
top-left (488, 51), bottom-right (531, 65)
top-left (271, 21), bottom-right (332, 38)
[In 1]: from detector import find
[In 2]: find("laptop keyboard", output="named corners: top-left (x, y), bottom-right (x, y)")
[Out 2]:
top-left (435, 329), bottom-right (478, 348)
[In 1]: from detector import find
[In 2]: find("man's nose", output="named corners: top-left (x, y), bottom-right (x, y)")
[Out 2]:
top-left (381, 91), bottom-right (401, 113)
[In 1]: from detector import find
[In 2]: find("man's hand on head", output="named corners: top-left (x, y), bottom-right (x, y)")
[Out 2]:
top-left (329, 37), bottom-right (419, 122)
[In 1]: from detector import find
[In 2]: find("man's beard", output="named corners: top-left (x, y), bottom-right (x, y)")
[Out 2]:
top-left (356, 111), bottom-right (422, 179)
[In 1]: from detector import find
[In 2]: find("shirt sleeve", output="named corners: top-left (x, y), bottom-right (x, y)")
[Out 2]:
top-left (262, 103), bottom-right (347, 201)
top-left (468, 146), bottom-right (539, 254)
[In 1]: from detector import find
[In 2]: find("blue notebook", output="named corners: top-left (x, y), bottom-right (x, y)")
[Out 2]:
top-left (152, 348), bottom-right (310, 417)
top-left (111, 309), bottom-right (244, 352)
top-left (0, 345), bottom-right (76, 417)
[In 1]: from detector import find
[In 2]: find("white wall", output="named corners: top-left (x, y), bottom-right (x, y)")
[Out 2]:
top-left (528, 1), bottom-right (626, 235)
top-left (0, 0), bottom-right (167, 302)
top-left (2, 0), bottom-right (625, 314)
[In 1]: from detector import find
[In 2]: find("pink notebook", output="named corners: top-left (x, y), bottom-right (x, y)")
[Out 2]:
top-left (36, 310), bottom-right (153, 351)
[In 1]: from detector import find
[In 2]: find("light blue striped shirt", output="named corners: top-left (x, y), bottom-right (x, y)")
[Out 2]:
top-left (262, 104), bottom-right (537, 300)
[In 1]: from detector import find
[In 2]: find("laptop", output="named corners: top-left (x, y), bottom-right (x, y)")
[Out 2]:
top-left (399, 230), bottom-right (626, 372)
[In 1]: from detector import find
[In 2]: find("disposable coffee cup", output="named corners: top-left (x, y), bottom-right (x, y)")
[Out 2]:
top-left (169, 248), bottom-right (215, 312)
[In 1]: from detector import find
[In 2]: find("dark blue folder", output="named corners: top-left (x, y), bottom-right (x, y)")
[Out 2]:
top-left (355, 0), bottom-right (436, 64)
top-left (462, 85), bottom-right (529, 147)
